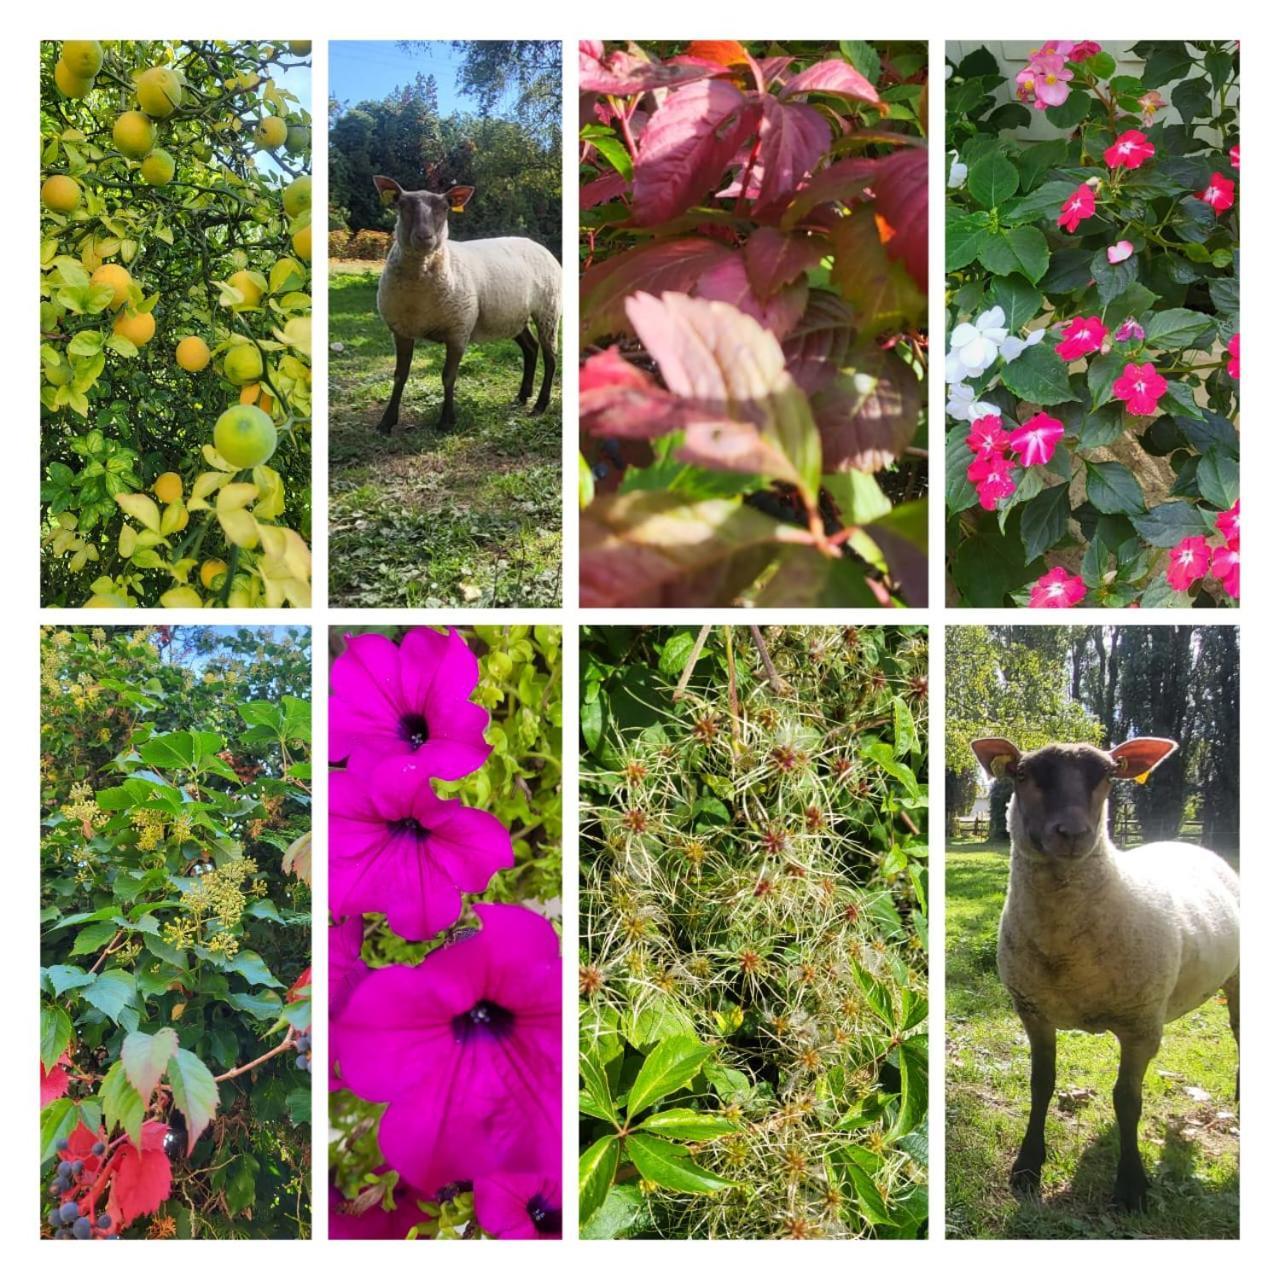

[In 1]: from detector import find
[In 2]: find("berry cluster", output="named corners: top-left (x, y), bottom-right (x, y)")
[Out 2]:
top-left (295, 1031), bottom-right (312, 1074)
top-left (45, 1138), bottom-right (118, 1240)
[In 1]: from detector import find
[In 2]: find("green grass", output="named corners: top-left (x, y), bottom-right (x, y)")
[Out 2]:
top-left (328, 268), bottom-right (562, 607)
top-left (946, 849), bottom-right (1239, 1240)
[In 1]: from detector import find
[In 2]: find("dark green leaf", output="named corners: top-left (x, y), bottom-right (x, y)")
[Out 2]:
top-left (1019, 483), bottom-right (1070, 563)
top-left (1085, 462), bottom-right (1146, 516)
top-left (1197, 451), bottom-right (1239, 510)
top-left (1132, 500), bottom-right (1211, 547)
top-left (579, 1135), bottom-right (620, 1226)
top-left (167, 1047), bottom-right (219, 1154)
top-left (626, 1034), bottom-right (714, 1119)
top-left (1143, 308), bottom-right (1213, 348)
top-left (999, 342), bottom-right (1073, 405)
top-left (41, 1004), bottom-right (73, 1072)
top-left (967, 150), bottom-right (1018, 208)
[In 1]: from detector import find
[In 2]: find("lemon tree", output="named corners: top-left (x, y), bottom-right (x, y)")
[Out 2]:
top-left (40, 40), bottom-right (314, 608)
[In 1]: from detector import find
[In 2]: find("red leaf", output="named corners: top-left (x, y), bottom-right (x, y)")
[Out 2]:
top-left (581, 238), bottom-right (736, 342)
top-left (41, 1053), bottom-right (71, 1107)
top-left (693, 253), bottom-right (808, 340)
top-left (810, 348), bottom-right (922, 472)
top-left (107, 1121), bottom-right (172, 1228)
top-left (782, 58), bottom-right (882, 105)
top-left (580, 351), bottom-right (699, 439)
top-left (581, 172), bottom-right (628, 210)
top-left (829, 206), bottom-right (925, 332)
top-left (750, 96), bottom-right (831, 214)
top-left (581, 347), bottom-right (650, 394)
top-left (782, 290), bottom-right (856, 395)
top-left (780, 155), bottom-right (880, 229)
top-left (631, 80), bottom-right (759, 226)
top-left (869, 146), bottom-right (928, 292)
top-left (578, 43), bottom-right (716, 96)
top-left (743, 227), bottom-right (827, 298)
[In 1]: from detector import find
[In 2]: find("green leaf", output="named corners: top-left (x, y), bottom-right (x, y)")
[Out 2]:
top-left (223, 949), bottom-right (283, 988)
top-left (945, 209), bottom-right (998, 271)
top-left (70, 919), bottom-right (119, 957)
top-left (1090, 247), bottom-right (1139, 305)
top-left (1086, 350), bottom-right (1125, 410)
top-left (892, 696), bottom-right (920, 757)
top-left (991, 274), bottom-right (1043, 331)
top-left (892, 1036), bottom-right (928, 1138)
top-left (1198, 451), bottom-right (1239, 510)
top-left (41, 1004), bottom-right (73, 1072)
top-left (829, 1146), bottom-right (895, 1225)
top-left (226, 989), bottom-right (284, 1020)
top-left (41, 1098), bottom-right (78, 1163)
top-left (1002, 225), bottom-right (1049, 284)
top-left (626, 1034), bottom-right (714, 1120)
top-left (823, 471), bottom-right (891, 525)
top-left (999, 342), bottom-right (1073, 405)
top-left (580, 1046), bottom-right (616, 1123)
top-left (1143, 307), bottom-right (1213, 349)
top-left (624, 1133), bottom-right (737, 1194)
top-left (967, 150), bottom-right (1018, 209)
top-left (46, 964), bottom-right (95, 997)
top-left (121, 1027), bottom-right (179, 1103)
top-left (579, 1134), bottom-right (620, 1226)
top-left (81, 969), bottom-right (136, 1023)
top-left (137, 730), bottom-right (223, 772)
top-left (1085, 461), bottom-right (1145, 516)
top-left (1132, 500), bottom-right (1212, 547)
top-left (1019, 483), bottom-right (1070, 563)
top-left (636, 1108), bottom-right (738, 1141)
top-left (1044, 88), bottom-right (1090, 129)
top-left (101, 1058), bottom-right (145, 1146)
top-left (580, 1184), bottom-right (651, 1240)
top-left (657, 631), bottom-right (697, 680)
top-left (1159, 379), bottom-right (1204, 421)
top-left (167, 1047), bottom-right (219, 1154)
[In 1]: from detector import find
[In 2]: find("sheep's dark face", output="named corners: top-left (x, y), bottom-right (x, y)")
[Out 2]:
top-left (392, 190), bottom-right (451, 256)
top-left (1006, 745), bottom-right (1114, 860)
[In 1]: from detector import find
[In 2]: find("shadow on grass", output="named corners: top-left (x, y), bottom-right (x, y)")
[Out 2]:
top-left (327, 268), bottom-right (562, 608)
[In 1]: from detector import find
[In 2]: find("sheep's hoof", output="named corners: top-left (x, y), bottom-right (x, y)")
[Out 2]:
top-left (376, 414), bottom-right (398, 435)
top-left (530, 401), bottom-right (550, 417)
top-left (435, 414), bottom-right (456, 432)
top-left (1010, 1165), bottom-right (1042, 1199)
top-left (514, 390), bottom-right (533, 405)
top-left (1110, 1173), bottom-right (1150, 1213)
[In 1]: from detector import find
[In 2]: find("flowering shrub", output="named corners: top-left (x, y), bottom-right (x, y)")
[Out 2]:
top-left (40, 626), bottom-right (312, 1238)
top-left (579, 40), bottom-right (927, 606)
top-left (329, 626), bottom-right (563, 1240)
top-left (945, 41), bottom-right (1239, 607)
top-left (579, 626), bottom-right (927, 1238)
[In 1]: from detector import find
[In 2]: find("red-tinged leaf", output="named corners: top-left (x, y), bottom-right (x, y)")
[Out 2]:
top-left (750, 96), bottom-right (832, 214)
top-left (811, 348), bottom-right (922, 473)
top-left (121, 1027), bottom-right (179, 1107)
top-left (782, 290), bottom-right (857, 395)
top-left (580, 351), bottom-right (701, 439)
top-left (829, 206), bottom-right (925, 332)
top-left (107, 1121), bottom-right (172, 1229)
top-left (758, 56), bottom-right (796, 87)
top-left (579, 43), bottom-right (716, 96)
top-left (40, 1055), bottom-right (71, 1108)
top-left (580, 492), bottom-right (809, 607)
top-left (693, 253), bottom-right (808, 340)
top-left (167, 1046), bottom-right (219, 1155)
top-left (782, 58), bottom-right (882, 105)
top-left (864, 502), bottom-right (928, 606)
top-left (869, 146), bottom-right (928, 292)
top-left (743, 227), bottom-right (827, 298)
top-left (581, 346), bottom-right (651, 393)
top-left (676, 419), bottom-right (802, 485)
top-left (581, 171), bottom-right (628, 210)
top-left (684, 40), bottom-right (752, 69)
top-left (780, 156), bottom-right (879, 229)
top-left (65, 1120), bottom-right (109, 1179)
top-left (631, 80), bottom-right (759, 226)
top-left (752, 543), bottom-right (882, 607)
top-left (581, 237), bottom-right (737, 343)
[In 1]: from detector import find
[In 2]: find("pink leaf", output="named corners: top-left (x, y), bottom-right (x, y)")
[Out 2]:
top-left (743, 227), bottom-right (827, 298)
top-left (780, 155), bottom-right (880, 229)
top-left (40, 1054), bottom-right (71, 1108)
top-left (631, 80), bottom-right (759, 226)
top-left (810, 348), bottom-right (922, 472)
top-left (580, 352), bottom-right (698, 439)
top-left (693, 253), bottom-right (808, 340)
top-left (750, 96), bottom-right (831, 213)
top-left (107, 1121), bottom-right (172, 1228)
top-left (580, 347), bottom-right (651, 394)
top-left (579, 44), bottom-right (717, 96)
top-left (581, 172), bottom-right (628, 210)
top-left (782, 58), bottom-right (881, 105)
top-left (581, 238), bottom-right (736, 343)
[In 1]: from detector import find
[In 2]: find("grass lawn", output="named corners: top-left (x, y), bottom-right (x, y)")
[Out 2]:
top-left (946, 847), bottom-right (1239, 1239)
top-left (328, 264), bottom-right (562, 608)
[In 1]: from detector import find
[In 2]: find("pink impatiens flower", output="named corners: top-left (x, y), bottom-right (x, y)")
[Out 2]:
top-left (1212, 543), bottom-right (1240, 599)
top-left (970, 455), bottom-right (1017, 511)
top-left (330, 756), bottom-right (513, 941)
top-left (1009, 412), bottom-right (1065, 467)
top-left (329, 627), bottom-right (492, 780)
top-left (1029, 566), bottom-right (1086, 609)
top-left (966, 414), bottom-right (1010, 456)
top-left (1199, 172), bottom-right (1235, 214)
top-left (1113, 362), bottom-right (1168, 416)
top-left (332, 902), bottom-right (561, 1197)
top-left (1055, 316), bottom-right (1108, 362)
top-left (1230, 143), bottom-right (1239, 168)
top-left (1058, 182), bottom-right (1095, 233)
top-left (1166, 536), bottom-right (1211, 591)
top-left (1217, 499), bottom-right (1240, 548)
top-left (1227, 332), bottom-right (1239, 379)
top-left (1107, 240), bottom-right (1134, 264)
top-left (1104, 129), bottom-right (1155, 170)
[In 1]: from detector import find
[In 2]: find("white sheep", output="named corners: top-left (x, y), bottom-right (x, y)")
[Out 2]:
top-left (371, 177), bottom-right (561, 431)
top-left (970, 735), bottom-right (1239, 1212)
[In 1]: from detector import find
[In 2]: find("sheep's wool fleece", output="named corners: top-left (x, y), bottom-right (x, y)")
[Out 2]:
top-left (378, 237), bottom-right (561, 347)
top-left (998, 841), bottom-right (1238, 1034)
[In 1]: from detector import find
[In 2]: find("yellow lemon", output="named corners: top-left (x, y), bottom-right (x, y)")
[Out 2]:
top-left (214, 403), bottom-right (278, 468)
top-left (291, 223), bottom-right (312, 262)
top-left (90, 263), bottom-right (132, 309)
top-left (223, 343), bottom-right (264, 386)
top-left (228, 269), bottom-right (263, 309)
top-left (113, 111), bottom-right (156, 159)
top-left (288, 41), bottom-right (312, 56)
top-left (54, 59), bottom-right (94, 98)
top-left (41, 174), bottom-right (81, 212)
top-left (160, 586), bottom-right (203, 608)
top-left (176, 335), bottom-right (211, 372)
top-left (136, 66), bottom-right (183, 119)
top-left (61, 41), bottom-right (103, 78)
top-left (254, 116), bottom-right (288, 150)
top-left (200, 558), bottom-right (229, 590)
top-left (113, 309), bottom-right (156, 347)
top-left (140, 149), bottom-right (175, 185)
top-left (153, 471), bottom-right (183, 504)
top-left (85, 592), bottom-right (131, 608)
top-left (282, 174), bottom-right (311, 218)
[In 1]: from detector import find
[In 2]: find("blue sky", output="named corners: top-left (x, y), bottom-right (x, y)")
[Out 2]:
top-left (330, 41), bottom-right (505, 114)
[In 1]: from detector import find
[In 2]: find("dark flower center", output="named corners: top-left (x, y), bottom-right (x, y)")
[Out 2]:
top-left (451, 998), bottom-right (515, 1043)
top-left (526, 1194), bottom-right (561, 1236)
top-left (399, 711), bottom-right (430, 750)
top-left (388, 816), bottom-right (429, 839)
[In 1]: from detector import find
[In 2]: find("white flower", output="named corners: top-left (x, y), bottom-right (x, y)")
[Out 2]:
top-left (999, 328), bottom-right (1046, 362)
top-left (946, 382), bottom-right (975, 420)
top-left (947, 150), bottom-right (968, 189)
top-left (967, 400), bottom-right (1001, 422)
top-left (944, 306), bottom-right (1007, 382)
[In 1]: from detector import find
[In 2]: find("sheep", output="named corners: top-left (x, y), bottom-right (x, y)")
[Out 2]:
top-left (969, 735), bottom-right (1239, 1212)
top-left (371, 176), bottom-right (561, 431)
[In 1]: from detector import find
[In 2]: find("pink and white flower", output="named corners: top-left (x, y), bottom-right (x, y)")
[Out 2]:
top-left (1114, 317), bottom-right (1145, 343)
top-left (1055, 315), bottom-right (1108, 362)
top-left (1008, 412), bottom-right (1065, 467)
top-left (1166, 535), bottom-right (1211, 592)
top-left (1057, 182), bottom-right (1095, 233)
top-left (1199, 172), bottom-right (1235, 214)
top-left (1216, 499), bottom-right (1240, 549)
top-left (1107, 240), bottom-right (1134, 264)
top-left (1230, 142), bottom-right (1239, 168)
top-left (1103, 129), bottom-right (1155, 170)
top-left (966, 414), bottom-right (1010, 456)
top-left (1211, 544), bottom-right (1240, 599)
top-left (1227, 332), bottom-right (1239, 379)
top-left (1029, 566), bottom-right (1086, 608)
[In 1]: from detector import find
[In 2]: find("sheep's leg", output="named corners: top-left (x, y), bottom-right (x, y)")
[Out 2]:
top-left (1224, 972), bottom-right (1240, 1102)
top-left (1011, 1013), bottom-right (1056, 1197)
top-left (437, 341), bottom-right (464, 430)
top-left (378, 333), bottom-right (415, 433)
top-left (1111, 1027), bottom-right (1160, 1212)
top-left (513, 327), bottom-right (537, 404)
top-left (531, 326), bottom-right (556, 415)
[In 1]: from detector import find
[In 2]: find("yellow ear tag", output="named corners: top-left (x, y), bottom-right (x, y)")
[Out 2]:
top-left (991, 754), bottom-right (1013, 778)
top-left (451, 203), bottom-right (465, 213)
top-left (1133, 769), bottom-right (1151, 785)
top-left (379, 190), bottom-right (395, 207)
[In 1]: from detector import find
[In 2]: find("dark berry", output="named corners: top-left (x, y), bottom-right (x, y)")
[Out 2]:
top-left (91, 1142), bottom-right (105, 1156)
top-left (59, 1202), bottom-right (79, 1224)
top-left (97, 1214), bottom-right (111, 1230)
top-left (71, 1160), bottom-right (84, 1174)
top-left (55, 1138), bottom-right (69, 1152)
top-left (72, 1217), bottom-right (92, 1239)
top-left (48, 1210), bottom-right (61, 1229)
top-left (57, 1160), bottom-right (72, 1176)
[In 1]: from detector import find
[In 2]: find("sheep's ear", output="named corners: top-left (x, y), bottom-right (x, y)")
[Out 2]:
top-left (373, 175), bottom-right (402, 205)
top-left (446, 185), bottom-right (475, 212)
top-left (1110, 737), bottom-right (1178, 783)
top-left (971, 737), bottom-right (1021, 779)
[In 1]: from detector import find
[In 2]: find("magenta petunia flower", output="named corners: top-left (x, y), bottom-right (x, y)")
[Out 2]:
top-left (1217, 499), bottom-right (1240, 549)
top-left (1113, 362), bottom-right (1167, 416)
top-left (331, 756), bottom-right (513, 941)
top-left (1167, 536), bottom-right (1211, 591)
top-left (330, 627), bottom-right (491, 779)
top-left (1055, 316), bottom-right (1108, 362)
top-left (965, 414), bottom-right (1010, 456)
top-left (329, 917), bottom-right (370, 1091)
top-left (1057, 182), bottom-right (1095, 233)
top-left (474, 1170), bottom-right (562, 1240)
top-left (1199, 172), bottom-right (1235, 214)
top-left (1227, 332), bottom-right (1239, 379)
top-left (1104, 129), bottom-right (1155, 170)
top-left (332, 903), bottom-right (561, 1196)
top-left (1211, 544), bottom-right (1240, 599)
top-left (1009, 412), bottom-right (1065, 467)
top-left (1029, 566), bottom-right (1086, 608)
